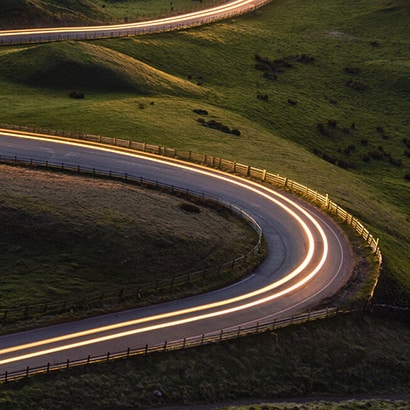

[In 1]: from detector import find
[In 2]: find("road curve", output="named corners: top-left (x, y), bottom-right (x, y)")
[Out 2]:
top-left (0, 0), bottom-right (267, 44)
top-left (0, 131), bottom-right (354, 374)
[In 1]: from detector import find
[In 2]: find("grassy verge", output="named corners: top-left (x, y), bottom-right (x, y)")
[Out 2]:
top-left (0, 314), bottom-right (409, 409)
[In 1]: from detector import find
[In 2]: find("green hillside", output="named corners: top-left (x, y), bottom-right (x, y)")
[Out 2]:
top-left (0, 41), bottom-right (205, 95)
top-left (0, 0), bottom-right (408, 304)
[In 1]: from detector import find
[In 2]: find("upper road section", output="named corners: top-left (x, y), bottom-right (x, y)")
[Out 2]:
top-left (0, 0), bottom-right (270, 45)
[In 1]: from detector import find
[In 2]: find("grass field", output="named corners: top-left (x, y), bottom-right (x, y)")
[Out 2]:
top-left (0, 0), bottom-right (408, 305)
top-left (0, 0), bottom-right (409, 407)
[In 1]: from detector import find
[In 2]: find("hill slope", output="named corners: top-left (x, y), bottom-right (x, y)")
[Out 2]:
top-left (0, 41), bottom-right (206, 95)
top-left (0, 0), bottom-right (109, 29)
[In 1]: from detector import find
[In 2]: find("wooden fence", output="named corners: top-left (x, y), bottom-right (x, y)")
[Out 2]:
top-left (0, 306), bottom-right (356, 383)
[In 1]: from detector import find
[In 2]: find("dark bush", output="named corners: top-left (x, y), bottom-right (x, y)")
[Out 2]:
top-left (196, 117), bottom-right (206, 123)
top-left (404, 149), bottom-right (410, 158)
top-left (255, 63), bottom-right (269, 71)
top-left (231, 129), bottom-right (241, 136)
top-left (376, 126), bottom-right (384, 133)
top-left (346, 80), bottom-right (368, 90)
top-left (344, 66), bottom-right (360, 74)
top-left (405, 173), bottom-right (410, 181)
top-left (69, 91), bottom-right (84, 99)
top-left (257, 93), bottom-right (269, 101)
top-left (263, 72), bottom-right (277, 80)
top-left (362, 154), bottom-right (371, 162)
top-left (178, 202), bottom-right (201, 213)
top-left (389, 157), bottom-right (402, 167)
top-left (360, 138), bottom-right (369, 146)
top-left (369, 150), bottom-right (384, 160)
top-left (193, 109), bottom-right (208, 115)
top-left (328, 119), bottom-right (337, 128)
top-left (288, 99), bottom-right (297, 105)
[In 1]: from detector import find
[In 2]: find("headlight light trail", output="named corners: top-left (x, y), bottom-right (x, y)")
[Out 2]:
top-left (0, 131), bottom-right (330, 366)
top-left (0, 0), bottom-right (256, 39)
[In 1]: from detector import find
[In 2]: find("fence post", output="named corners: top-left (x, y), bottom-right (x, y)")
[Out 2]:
top-left (66, 359), bottom-right (70, 369)
top-left (163, 341), bottom-right (167, 352)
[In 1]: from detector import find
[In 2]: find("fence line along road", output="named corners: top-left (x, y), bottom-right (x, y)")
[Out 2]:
top-left (0, 306), bottom-right (355, 383)
top-left (0, 154), bottom-right (263, 324)
top-left (0, 0), bottom-right (274, 45)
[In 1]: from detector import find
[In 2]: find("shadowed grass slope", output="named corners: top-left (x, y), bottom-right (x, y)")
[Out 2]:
top-left (0, 0), bottom-right (109, 29)
top-left (0, 41), bottom-right (206, 95)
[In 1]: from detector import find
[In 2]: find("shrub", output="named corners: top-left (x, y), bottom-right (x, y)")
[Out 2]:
top-left (369, 150), bottom-right (384, 160)
top-left (360, 138), bottom-right (369, 146)
top-left (231, 129), bottom-right (241, 136)
top-left (257, 93), bottom-right (269, 101)
top-left (346, 80), bottom-right (368, 90)
top-left (405, 173), bottom-right (410, 181)
top-left (288, 99), bottom-right (297, 105)
top-left (263, 71), bottom-right (277, 80)
top-left (193, 109), bottom-right (208, 115)
top-left (178, 202), bottom-right (200, 213)
top-left (69, 91), bottom-right (84, 99)
top-left (345, 66), bottom-right (360, 74)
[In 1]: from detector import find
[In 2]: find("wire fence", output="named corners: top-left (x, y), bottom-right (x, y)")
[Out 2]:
top-left (0, 0), bottom-right (273, 45)
top-left (0, 305), bottom-right (357, 383)
top-left (0, 154), bottom-right (263, 324)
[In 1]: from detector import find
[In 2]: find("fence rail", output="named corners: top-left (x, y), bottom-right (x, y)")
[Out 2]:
top-left (0, 306), bottom-right (356, 383)
top-left (0, 154), bottom-right (263, 323)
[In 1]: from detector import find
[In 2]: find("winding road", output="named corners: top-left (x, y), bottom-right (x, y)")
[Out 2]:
top-left (0, 130), bottom-right (353, 376)
top-left (0, 0), bottom-right (267, 44)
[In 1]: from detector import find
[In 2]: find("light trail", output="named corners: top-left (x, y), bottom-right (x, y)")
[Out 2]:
top-left (0, 0), bottom-right (256, 41)
top-left (0, 131), bottom-right (329, 366)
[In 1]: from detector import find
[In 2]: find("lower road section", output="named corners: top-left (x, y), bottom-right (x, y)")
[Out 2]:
top-left (0, 131), bottom-right (353, 375)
